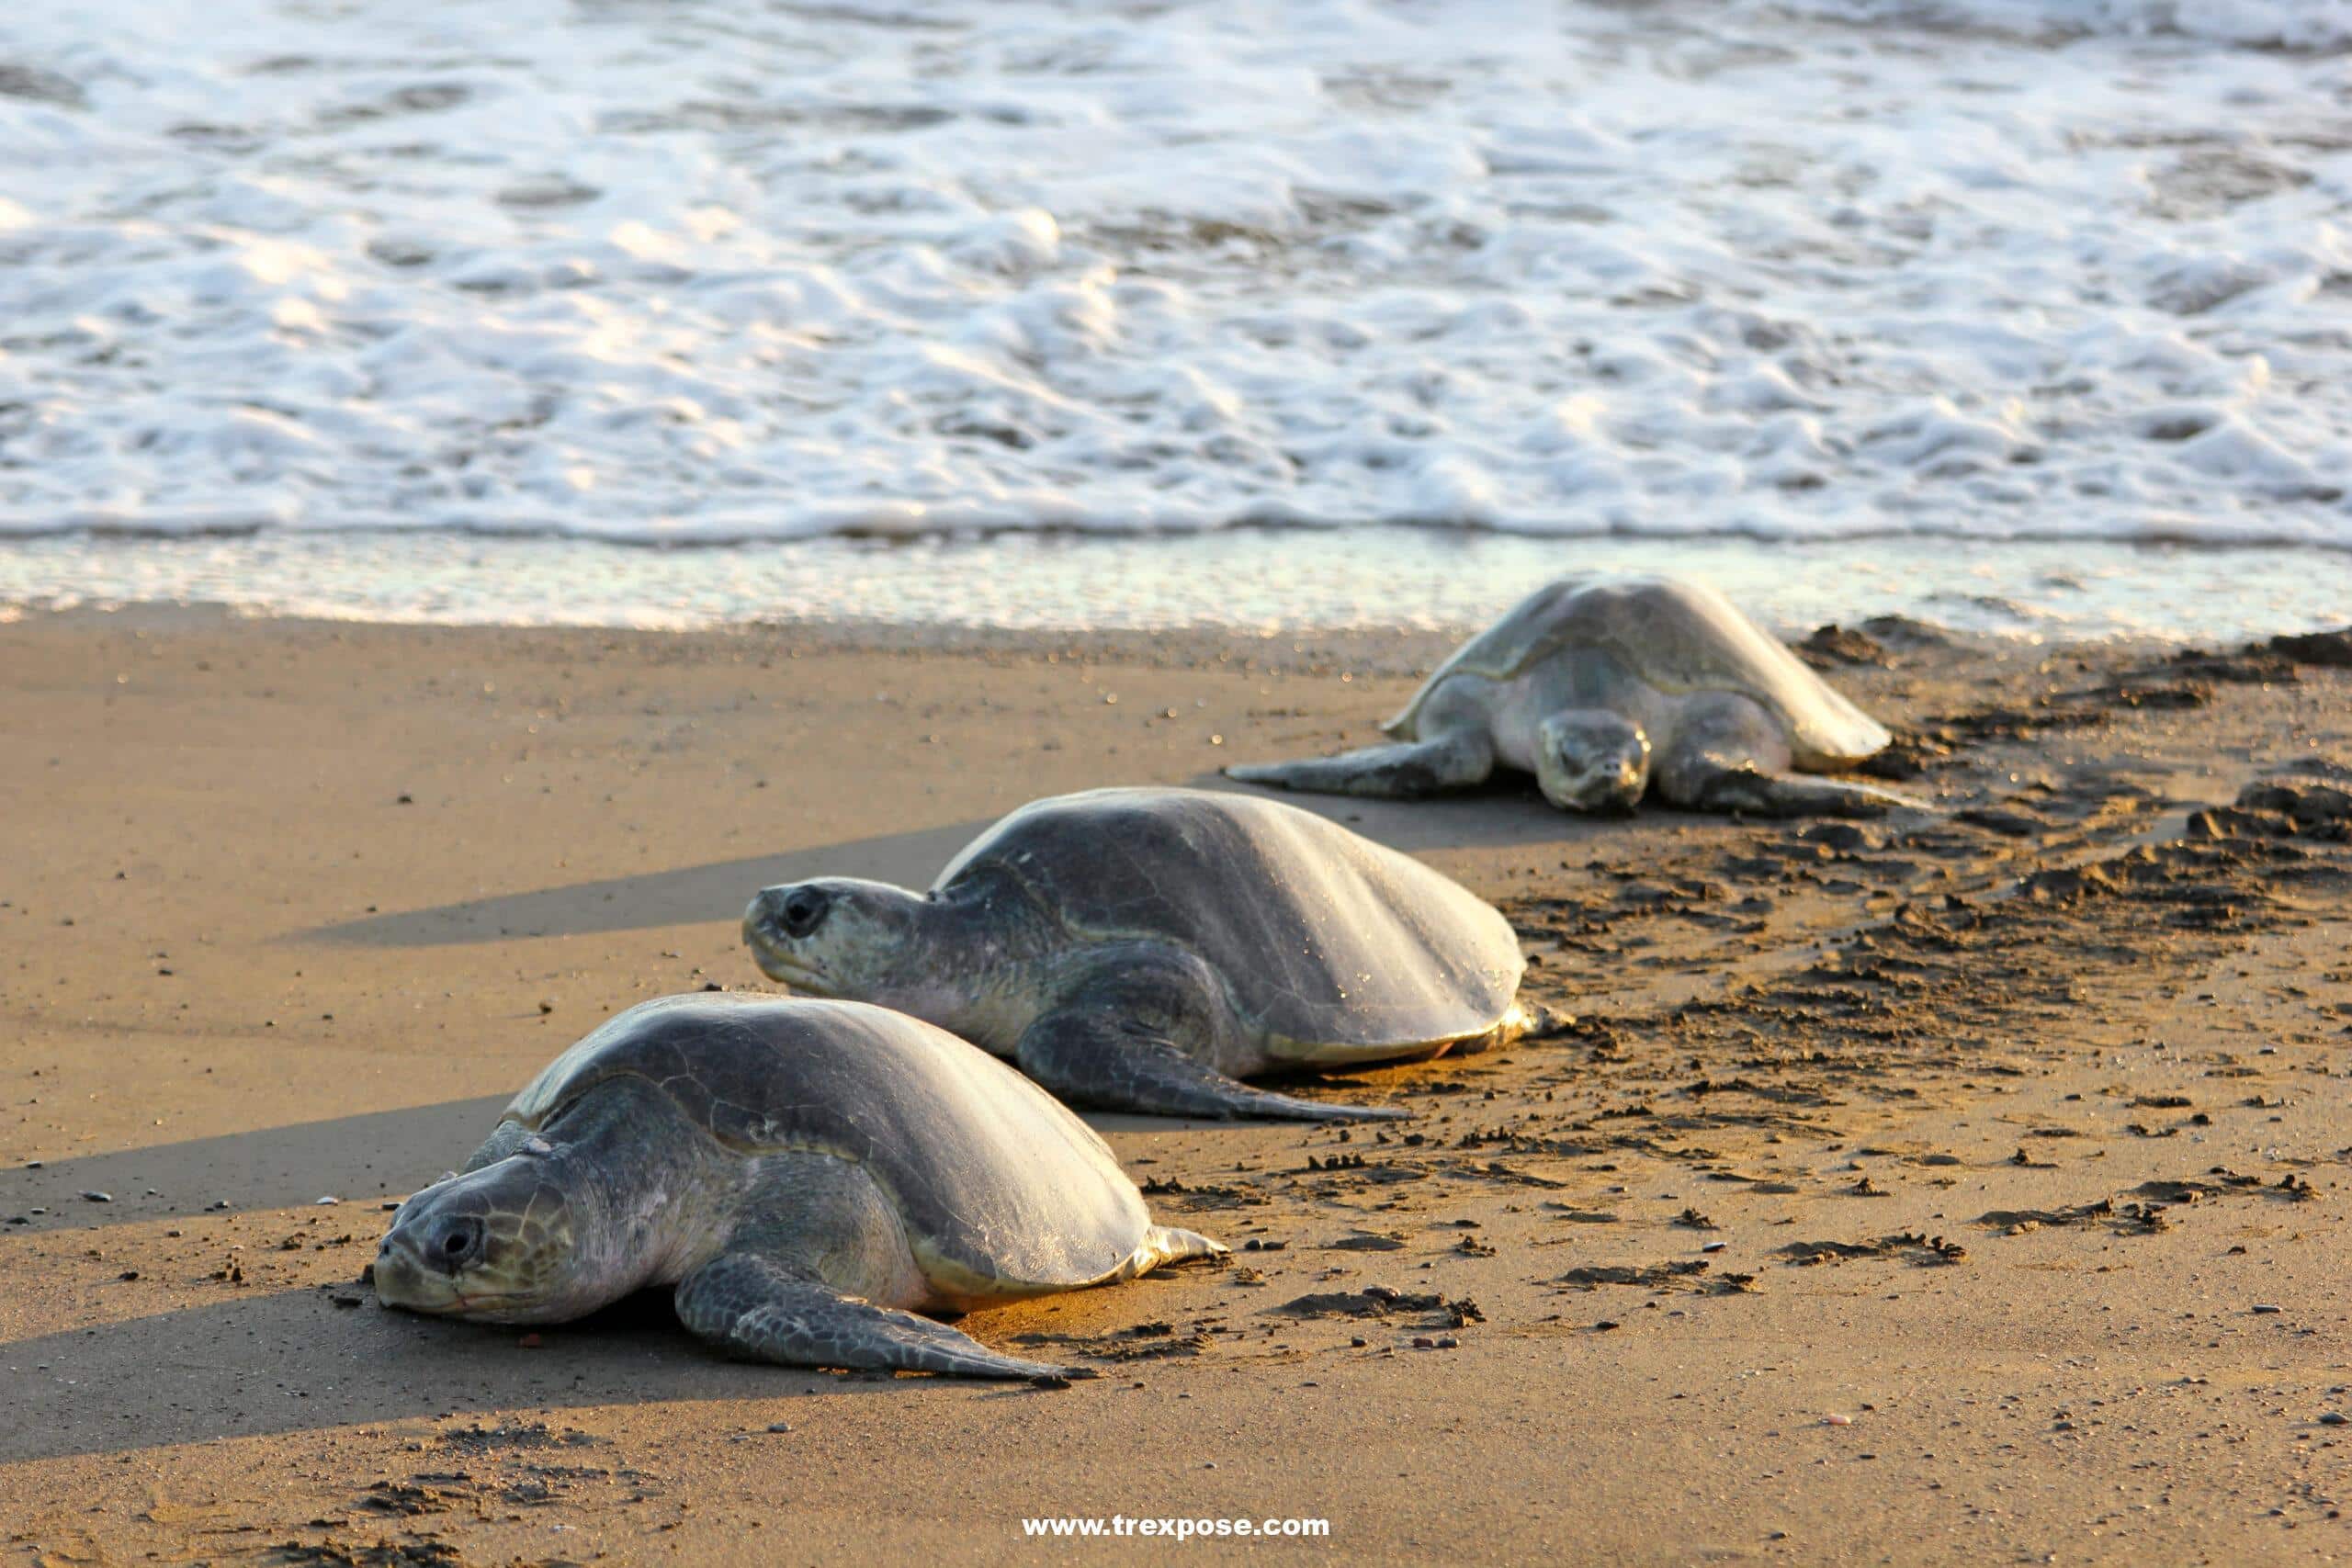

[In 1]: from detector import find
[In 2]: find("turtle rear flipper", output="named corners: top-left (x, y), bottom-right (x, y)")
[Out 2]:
top-left (676, 1253), bottom-right (1081, 1382)
top-left (1134, 1224), bottom-right (1227, 1271)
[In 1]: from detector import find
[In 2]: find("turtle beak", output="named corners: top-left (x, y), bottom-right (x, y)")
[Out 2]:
top-left (742, 894), bottom-right (817, 985)
top-left (742, 901), bottom-right (785, 968)
top-left (370, 1234), bottom-right (447, 1314)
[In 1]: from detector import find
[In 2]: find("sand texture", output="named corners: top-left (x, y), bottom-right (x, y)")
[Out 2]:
top-left (3, 608), bottom-right (2351, 1563)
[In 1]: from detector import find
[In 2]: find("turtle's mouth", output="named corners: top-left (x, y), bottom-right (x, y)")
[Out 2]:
top-left (741, 916), bottom-right (830, 990)
top-left (371, 1242), bottom-right (539, 1319)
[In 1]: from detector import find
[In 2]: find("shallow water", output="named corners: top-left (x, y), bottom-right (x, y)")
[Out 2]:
top-left (5, 529), bottom-right (2338, 643)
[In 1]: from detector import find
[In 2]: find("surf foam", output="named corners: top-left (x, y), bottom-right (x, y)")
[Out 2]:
top-left (0, 0), bottom-right (2348, 552)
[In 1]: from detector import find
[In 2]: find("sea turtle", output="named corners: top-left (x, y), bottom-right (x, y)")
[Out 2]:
top-left (1228, 574), bottom-right (1906, 818)
top-left (742, 787), bottom-right (1529, 1123)
top-left (371, 993), bottom-right (1222, 1382)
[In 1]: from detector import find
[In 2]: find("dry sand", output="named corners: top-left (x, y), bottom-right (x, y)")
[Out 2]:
top-left (2, 605), bottom-right (2350, 1565)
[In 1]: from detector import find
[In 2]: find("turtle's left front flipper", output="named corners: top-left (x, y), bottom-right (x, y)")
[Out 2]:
top-left (1673, 763), bottom-right (1919, 818)
top-left (676, 1252), bottom-right (1083, 1382)
top-left (1014, 950), bottom-right (1407, 1122)
top-left (1021, 1012), bottom-right (1404, 1122)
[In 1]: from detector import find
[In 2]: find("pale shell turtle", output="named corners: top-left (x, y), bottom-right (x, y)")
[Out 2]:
top-left (1229, 574), bottom-right (1906, 817)
top-left (743, 787), bottom-right (1532, 1122)
top-left (372, 993), bottom-right (1222, 1381)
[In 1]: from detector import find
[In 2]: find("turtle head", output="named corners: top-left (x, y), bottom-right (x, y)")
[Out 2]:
top-left (371, 1142), bottom-right (614, 1325)
top-left (1536, 711), bottom-right (1651, 814)
top-left (743, 877), bottom-right (930, 1003)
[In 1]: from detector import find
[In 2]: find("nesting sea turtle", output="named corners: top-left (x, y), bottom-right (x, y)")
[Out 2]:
top-left (743, 787), bottom-right (1530, 1122)
top-left (1227, 574), bottom-right (1907, 818)
top-left (372, 994), bottom-right (1222, 1382)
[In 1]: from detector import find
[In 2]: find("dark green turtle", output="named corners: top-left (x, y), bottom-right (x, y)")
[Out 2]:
top-left (743, 786), bottom-right (1532, 1122)
top-left (372, 993), bottom-right (1222, 1382)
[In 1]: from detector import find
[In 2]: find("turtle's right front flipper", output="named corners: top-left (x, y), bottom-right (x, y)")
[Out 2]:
top-left (1226, 729), bottom-right (1491, 800)
top-left (675, 1252), bottom-right (1081, 1382)
top-left (1017, 1006), bottom-right (1406, 1122)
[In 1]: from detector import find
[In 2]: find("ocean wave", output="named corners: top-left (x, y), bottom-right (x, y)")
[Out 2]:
top-left (1, 0), bottom-right (2349, 554)
top-left (1, 504), bottom-right (2347, 553)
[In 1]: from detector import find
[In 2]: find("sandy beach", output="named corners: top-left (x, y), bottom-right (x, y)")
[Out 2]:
top-left (2, 605), bottom-right (2350, 1564)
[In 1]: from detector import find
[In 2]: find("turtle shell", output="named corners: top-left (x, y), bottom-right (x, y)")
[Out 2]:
top-left (504, 994), bottom-right (1150, 1300)
top-left (1386, 575), bottom-right (1890, 768)
top-left (933, 787), bottom-right (1522, 1059)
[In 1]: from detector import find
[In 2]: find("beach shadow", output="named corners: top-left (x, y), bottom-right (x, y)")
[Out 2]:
top-left (301, 818), bottom-right (991, 947)
top-left (300, 779), bottom-right (1621, 951)
top-left (0, 1282), bottom-right (1002, 1466)
top-left (1, 1096), bottom-right (511, 1235)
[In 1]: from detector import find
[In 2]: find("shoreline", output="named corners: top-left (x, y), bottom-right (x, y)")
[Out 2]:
top-left (2, 606), bottom-right (2349, 1562)
top-left (6, 525), bottom-right (2348, 646)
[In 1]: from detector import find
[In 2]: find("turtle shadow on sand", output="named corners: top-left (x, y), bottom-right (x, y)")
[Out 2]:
top-left (297, 781), bottom-right (1618, 952)
top-left (295, 818), bottom-right (994, 947)
top-left (1, 1095), bottom-right (512, 1236)
top-left (0, 1282), bottom-right (987, 1468)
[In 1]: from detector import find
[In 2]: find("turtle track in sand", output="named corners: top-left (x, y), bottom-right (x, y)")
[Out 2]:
top-left (1085, 629), bottom-right (2352, 1382)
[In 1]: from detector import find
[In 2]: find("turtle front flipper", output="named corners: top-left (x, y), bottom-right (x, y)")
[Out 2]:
top-left (1016, 958), bottom-right (1408, 1122)
top-left (1657, 694), bottom-right (1921, 818)
top-left (1673, 763), bottom-right (1917, 818)
top-left (676, 1253), bottom-right (1083, 1382)
top-left (1226, 728), bottom-right (1492, 800)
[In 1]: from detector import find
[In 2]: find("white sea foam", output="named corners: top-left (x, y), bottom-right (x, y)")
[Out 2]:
top-left (1766, 0), bottom-right (2352, 50)
top-left (1, 0), bottom-right (2350, 567)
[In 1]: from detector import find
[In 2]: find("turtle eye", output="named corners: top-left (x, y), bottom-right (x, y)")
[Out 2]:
top-left (778, 886), bottom-right (830, 939)
top-left (433, 1216), bottom-right (486, 1272)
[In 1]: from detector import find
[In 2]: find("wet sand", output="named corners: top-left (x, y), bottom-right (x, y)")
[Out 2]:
top-left (2, 606), bottom-right (2349, 1564)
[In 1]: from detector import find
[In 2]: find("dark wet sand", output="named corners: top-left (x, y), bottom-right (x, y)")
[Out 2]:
top-left (2, 607), bottom-right (2350, 1564)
